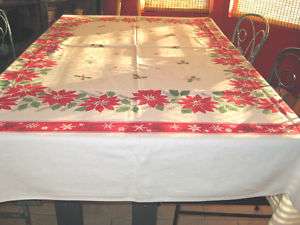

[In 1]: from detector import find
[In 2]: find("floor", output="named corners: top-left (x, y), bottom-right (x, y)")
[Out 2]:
top-left (0, 201), bottom-right (271, 225)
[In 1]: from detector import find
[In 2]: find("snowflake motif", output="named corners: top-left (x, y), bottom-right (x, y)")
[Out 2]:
top-left (103, 123), bottom-right (113, 130)
top-left (225, 128), bottom-right (233, 132)
top-left (188, 124), bottom-right (201, 132)
top-left (0, 122), bottom-right (5, 127)
top-left (26, 123), bottom-right (39, 128)
top-left (134, 124), bottom-right (147, 131)
top-left (60, 124), bottom-right (75, 130)
top-left (285, 128), bottom-right (295, 133)
top-left (210, 125), bottom-right (225, 132)
top-left (41, 126), bottom-right (48, 130)
top-left (118, 127), bottom-right (126, 132)
top-left (265, 127), bottom-right (279, 133)
top-left (170, 123), bottom-right (180, 130)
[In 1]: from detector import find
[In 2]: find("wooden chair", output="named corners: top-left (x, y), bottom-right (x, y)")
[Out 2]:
top-left (116, 0), bottom-right (122, 15)
top-left (268, 47), bottom-right (300, 116)
top-left (172, 197), bottom-right (271, 225)
top-left (232, 14), bottom-right (269, 64)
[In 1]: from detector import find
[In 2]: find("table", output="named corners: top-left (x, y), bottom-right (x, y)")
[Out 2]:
top-left (0, 15), bottom-right (300, 225)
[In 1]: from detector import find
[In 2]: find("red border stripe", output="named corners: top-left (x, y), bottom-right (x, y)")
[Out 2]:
top-left (0, 121), bottom-right (299, 134)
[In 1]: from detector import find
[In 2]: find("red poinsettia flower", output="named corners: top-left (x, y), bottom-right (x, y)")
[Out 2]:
top-left (46, 31), bottom-right (73, 38)
top-left (214, 48), bottom-right (241, 56)
top-left (35, 39), bottom-right (61, 53)
top-left (62, 20), bottom-right (90, 27)
top-left (20, 52), bottom-right (46, 61)
top-left (213, 57), bottom-right (243, 66)
top-left (222, 90), bottom-right (256, 106)
top-left (0, 95), bottom-right (17, 110)
top-left (99, 17), bottom-right (117, 22)
top-left (49, 26), bottom-right (72, 32)
top-left (231, 67), bottom-right (260, 78)
top-left (25, 59), bottom-right (56, 69)
top-left (145, 17), bottom-right (163, 23)
top-left (42, 90), bottom-right (78, 106)
top-left (36, 44), bottom-right (61, 54)
top-left (179, 95), bottom-right (217, 113)
top-left (122, 17), bottom-right (136, 23)
top-left (6, 85), bottom-right (46, 97)
top-left (80, 94), bottom-right (119, 112)
top-left (197, 30), bottom-right (214, 37)
top-left (133, 90), bottom-right (168, 108)
top-left (230, 79), bottom-right (264, 91)
top-left (190, 19), bottom-right (205, 26)
top-left (257, 98), bottom-right (294, 115)
top-left (2, 70), bottom-right (38, 82)
top-left (208, 38), bottom-right (229, 48)
top-left (60, 17), bottom-right (79, 22)
top-left (36, 39), bottom-right (61, 46)
top-left (59, 17), bottom-right (92, 26)
top-left (165, 18), bottom-right (182, 24)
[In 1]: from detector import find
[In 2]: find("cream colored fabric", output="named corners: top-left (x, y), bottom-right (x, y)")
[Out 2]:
top-left (0, 16), bottom-right (300, 216)
top-left (0, 16), bottom-right (299, 125)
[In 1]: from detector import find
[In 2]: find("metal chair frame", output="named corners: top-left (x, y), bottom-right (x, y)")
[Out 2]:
top-left (232, 13), bottom-right (269, 64)
top-left (0, 9), bottom-right (16, 59)
top-left (268, 47), bottom-right (300, 93)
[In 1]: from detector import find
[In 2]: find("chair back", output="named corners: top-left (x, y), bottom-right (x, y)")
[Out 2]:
top-left (0, 9), bottom-right (15, 59)
top-left (268, 47), bottom-right (300, 93)
top-left (116, 0), bottom-right (122, 15)
top-left (232, 14), bottom-right (269, 64)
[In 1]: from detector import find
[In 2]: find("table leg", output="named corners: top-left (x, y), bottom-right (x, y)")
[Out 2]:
top-left (55, 201), bottom-right (83, 225)
top-left (132, 203), bottom-right (158, 225)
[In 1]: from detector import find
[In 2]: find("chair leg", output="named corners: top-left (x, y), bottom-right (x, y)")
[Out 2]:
top-left (22, 203), bottom-right (32, 225)
top-left (172, 204), bottom-right (181, 225)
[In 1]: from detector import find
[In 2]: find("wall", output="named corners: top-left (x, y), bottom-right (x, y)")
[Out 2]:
top-left (103, 0), bottom-right (300, 82)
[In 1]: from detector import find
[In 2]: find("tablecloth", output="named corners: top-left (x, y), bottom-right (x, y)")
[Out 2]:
top-left (0, 16), bottom-right (300, 210)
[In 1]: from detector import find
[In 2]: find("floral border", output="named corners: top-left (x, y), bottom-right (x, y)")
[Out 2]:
top-left (0, 16), bottom-right (299, 134)
top-left (0, 16), bottom-right (294, 115)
